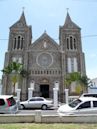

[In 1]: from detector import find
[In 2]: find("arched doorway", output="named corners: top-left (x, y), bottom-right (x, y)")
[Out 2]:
top-left (40, 84), bottom-right (49, 98)
top-left (40, 79), bottom-right (49, 98)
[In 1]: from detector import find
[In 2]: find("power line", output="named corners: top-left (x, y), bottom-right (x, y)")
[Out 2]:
top-left (82, 35), bottom-right (97, 38)
top-left (0, 34), bottom-right (97, 41)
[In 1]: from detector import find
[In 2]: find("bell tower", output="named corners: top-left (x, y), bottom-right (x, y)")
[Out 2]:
top-left (59, 12), bottom-right (86, 76)
top-left (8, 11), bottom-right (32, 52)
top-left (2, 11), bottom-right (32, 96)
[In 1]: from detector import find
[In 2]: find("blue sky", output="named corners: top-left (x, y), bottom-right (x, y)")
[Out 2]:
top-left (0, 0), bottom-right (97, 79)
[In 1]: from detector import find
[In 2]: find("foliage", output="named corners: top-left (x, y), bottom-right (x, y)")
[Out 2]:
top-left (79, 75), bottom-right (90, 87)
top-left (75, 84), bottom-right (83, 94)
top-left (20, 69), bottom-right (29, 78)
top-left (68, 72), bottom-right (81, 82)
top-left (65, 72), bottom-right (90, 93)
top-left (1, 62), bottom-right (23, 74)
top-left (1, 62), bottom-right (28, 94)
top-left (1, 65), bottom-right (12, 74)
top-left (65, 72), bottom-right (81, 88)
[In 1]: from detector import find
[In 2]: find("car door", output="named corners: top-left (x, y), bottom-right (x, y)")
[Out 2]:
top-left (27, 98), bottom-right (44, 109)
top-left (91, 101), bottom-right (97, 114)
top-left (34, 98), bottom-right (44, 108)
top-left (27, 98), bottom-right (36, 108)
top-left (0, 99), bottom-right (6, 113)
top-left (74, 101), bottom-right (92, 114)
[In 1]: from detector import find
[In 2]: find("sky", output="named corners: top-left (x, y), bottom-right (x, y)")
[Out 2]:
top-left (0, 0), bottom-right (97, 80)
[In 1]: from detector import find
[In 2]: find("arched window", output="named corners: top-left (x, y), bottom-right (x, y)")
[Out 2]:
top-left (70, 36), bottom-right (73, 49)
top-left (67, 57), bottom-right (78, 73)
top-left (14, 38), bottom-right (17, 49)
top-left (66, 36), bottom-right (77, 51)
top-left (74, 38), bottom-right (76, 50)
top-left (17, 36), bottom-right (20, 49)
top-left (21, 37), bottom-right (24, 49)
top-left (13, 35), bottom-right (24, 50)
top-left (67, 38), bottom-right (69, 49)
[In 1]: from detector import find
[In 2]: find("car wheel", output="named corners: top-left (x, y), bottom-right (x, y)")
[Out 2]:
top-left (41, 104), bottom-right (47, 110)
top-left (20, 104), bottom-right (25, 109)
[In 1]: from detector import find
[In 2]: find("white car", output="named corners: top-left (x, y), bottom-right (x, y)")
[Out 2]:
top-left (57, 97), bottom-right (97, 116)
top-left (80, 93), bottom-right (97, 98)
top-left (0, 95), bottom-right (18, 114)
top-left (20, 97), bottom-right (53, 110)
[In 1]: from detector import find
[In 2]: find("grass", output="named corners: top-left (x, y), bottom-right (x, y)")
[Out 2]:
top-left (0, 123), bottom-right (97, 129)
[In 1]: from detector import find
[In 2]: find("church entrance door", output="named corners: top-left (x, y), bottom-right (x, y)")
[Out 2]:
top-left (40, 84), bottom-right (49, 98)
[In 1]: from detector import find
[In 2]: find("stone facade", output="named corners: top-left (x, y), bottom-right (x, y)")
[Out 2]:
top-left (2, 11), bottom-right (86, 101)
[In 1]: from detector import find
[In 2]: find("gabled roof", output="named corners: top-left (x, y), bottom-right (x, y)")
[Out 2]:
top-left (31, 31), bottom-right (59, 49)
top-left (10, 11), bottom-right (27, 29)
top-left (63, 12), bottom-right (80, 29)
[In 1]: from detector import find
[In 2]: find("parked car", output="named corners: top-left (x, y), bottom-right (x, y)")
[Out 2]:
top-left (20, 97), bottom-right (53, 110)
top-left (80, 93), bottom-right (97, 98)
top-left (57, 97), bottom-right (97, 116)
top-left (0, 95), bottom-right (18, 114)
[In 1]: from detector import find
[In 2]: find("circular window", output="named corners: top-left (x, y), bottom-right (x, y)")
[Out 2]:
top-left (37, 53), bottom-right (53, 67)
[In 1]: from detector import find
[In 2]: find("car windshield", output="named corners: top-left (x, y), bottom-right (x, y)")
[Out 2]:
top-left (7, 97), bottom-right (16, 106)
top-left (69, 99), bottom-right (82, 108)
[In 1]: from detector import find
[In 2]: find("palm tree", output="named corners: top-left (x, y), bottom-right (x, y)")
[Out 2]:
top-left (79, 75), bottom-right (90, 93)
top-left (2, 62), bottom-right (28, 95)
top-left (65, 72), bottom-right (81, 88)
top-left (65, 72), bottom-right (89, 94)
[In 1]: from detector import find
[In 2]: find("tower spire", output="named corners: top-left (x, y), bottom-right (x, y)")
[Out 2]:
top-left (22, 6), bottom-right (25, 12)
top-left (19, 8), bottom-right (26, 25)
top-left (63, 10), bottom-right (80, 29)
top-left (64, 10), bottom-right (72, 26)
top-left (66, 8), bottom-right (69, 13)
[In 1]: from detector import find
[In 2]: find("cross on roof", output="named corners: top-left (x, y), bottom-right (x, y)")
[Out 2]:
top-left (66, 8), bottom-right (69, 13)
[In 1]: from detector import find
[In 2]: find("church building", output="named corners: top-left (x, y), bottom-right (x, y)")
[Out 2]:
top-left (2, 11), bottom-right (86, 101)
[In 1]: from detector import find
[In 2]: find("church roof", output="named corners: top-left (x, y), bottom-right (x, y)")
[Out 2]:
top-left (63, 12), bottom-right (80, 29)
top-left (32, 31), bottom-right (59, 49)
top-left (10, 11), bottom-right (27, 28)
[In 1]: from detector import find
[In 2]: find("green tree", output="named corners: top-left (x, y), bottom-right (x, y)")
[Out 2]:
top-left (65, 72), bottom-right (81, 88)
top-left (2, 62), bottom-right (28, 95)
top-left (65, 72), bottom-right (89, 94)
top-left (79, 75), bottom-right (90, 93)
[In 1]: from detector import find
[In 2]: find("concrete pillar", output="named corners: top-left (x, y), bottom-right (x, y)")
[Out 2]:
top-left (53, 88), bottom-right (59, 108)
top-left (28, 81), bottom-right (35, 100)
top-left (64, 89), bottom-right (69, 104)
top-left (28, 88), bottom-right (33, 100)
top-left (16, 89), bottom-right (21, 101)
top-left (35, 110), bottom-right (41, 123)
top-left (30, 81), bottom-right (34, 89)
